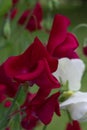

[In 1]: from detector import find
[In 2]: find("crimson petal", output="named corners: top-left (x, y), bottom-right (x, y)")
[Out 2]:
top-left (53, 33), bottom-right (79, 58)
top-left (36, 92), bottom-right (60, 125)
top-left (66, 120), bottom-right (81, 130)
top-left (47, 14), bottom-right (70, 55)
top-left (4, 37), bottom-right (58, 86)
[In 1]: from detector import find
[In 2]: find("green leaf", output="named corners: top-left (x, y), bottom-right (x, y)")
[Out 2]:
top-left (10, 114), bottom-right (22, 130)
top-left (0, 0), bottom-right (12, 17)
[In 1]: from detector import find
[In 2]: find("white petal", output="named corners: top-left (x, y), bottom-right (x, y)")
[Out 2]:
top-left (53, 58), bottom-right (85, 91)
top-left (68, 102), bottom-right (87, 121)
top-left (60, 91), bottom-right (87, 108)
top-left (60, 91), bottom-right (87, 121)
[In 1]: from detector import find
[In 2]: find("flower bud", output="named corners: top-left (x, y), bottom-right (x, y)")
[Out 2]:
top-left (3, 19), bottom-right (11, 39)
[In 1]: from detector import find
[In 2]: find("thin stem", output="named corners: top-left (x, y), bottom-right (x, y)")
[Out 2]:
top-left (8, 107), bottom-right (26, 119)
top-left (66, 110), bottom-right (72, 122)
top-left (23, 1), bottom-right (38, 29)
top-left (72, 23), bottom-right (87, 33)
top-left (0, 85), bottom-right (22, 129)
top-left (43, 125), bottom-right (47, 130)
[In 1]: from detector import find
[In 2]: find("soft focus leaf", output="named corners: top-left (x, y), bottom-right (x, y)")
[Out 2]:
top-left (0, 0), bottom-right (12, 17)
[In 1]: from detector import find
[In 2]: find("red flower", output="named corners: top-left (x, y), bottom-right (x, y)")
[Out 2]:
top-left (21, 115), bottom-right (38, 130)
top-left (0, 65), bottom-right (18, 102)
top-left (83, 45), bottom-right (87, 56)
top-left (5, 127), bottom-right (10, 130)
top-left (36, 92), bottom-right (60, 124)
top-left (5, 0), bottom-right (18, 20)
top-left (12, 0), bottom-right (19, 6)
top-left (21, 92), bottom-right (60, 130)
top-left (18, 2), bottom-right (43, 32)
top-left (47, 14), bottom-right (79, 59)
top-left (10, 8), bottom-right (18, 20)
top-left (11, 0), bottom-right (19, 19)
top-left (66, 120), bottom-right (81, 130)
top-left (21, 93), bottom-right (39, 130)
top-left (4, 37), bottom-right (60, 91)
top-left (5, 8), bottom-right (18, 20)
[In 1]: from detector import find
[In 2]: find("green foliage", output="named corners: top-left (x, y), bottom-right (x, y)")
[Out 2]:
top-left (0, 0), bottom-right (12, 17)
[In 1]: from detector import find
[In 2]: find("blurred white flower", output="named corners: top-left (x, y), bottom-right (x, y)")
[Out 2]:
top-left (53, 58), bottom-right (85, 91)
top-left (60, 91), bottom-right (87, 122)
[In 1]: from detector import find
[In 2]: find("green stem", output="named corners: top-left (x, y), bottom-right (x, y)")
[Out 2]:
top-left (72, 23), bottom-right (87, 33)
top-left (43, 125), bottom-right (47, 130)
top-left (66, 110), bottom-right (72, 122)
top-left (0, 85), bottom-right (22, 129)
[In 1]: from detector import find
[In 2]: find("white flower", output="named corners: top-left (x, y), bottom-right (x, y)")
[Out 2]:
top-left (53, 58), bottom-right (85, 91)
top-left (53, 58), bottom-right (86, 122)
top-left (60, 91), bottom-right (87, 122)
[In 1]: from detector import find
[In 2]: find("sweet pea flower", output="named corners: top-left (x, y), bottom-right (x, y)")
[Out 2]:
top-left (53, 58), bottom-right (86, 122)
top-left (21, 93), bottom-right (39, 130)
top-left (36, 92), bottom-right (60, 124)
top-left (47, 14), bottom-right (79, 59)
top-left (53, 58), bottom-right (85, 91)
top-left (21, 115), bottom-right (38, 130)
top-left (4, 37), bottom-right (60, 95)
top-left (60, 91), bottom-right (87, 122)
top-left (21, 92), bottom-right (60, 130)
top-left (66, 120), bottom-right (81, 130)
top-left (18, 2), bottom-right (43, 32)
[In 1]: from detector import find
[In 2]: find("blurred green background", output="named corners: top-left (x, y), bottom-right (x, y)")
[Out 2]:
top-left (0, 0), bottom-right (87, 130)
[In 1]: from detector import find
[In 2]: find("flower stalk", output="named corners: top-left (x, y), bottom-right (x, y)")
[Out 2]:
top-left (43, 125), bottom-right (47, 130)
top-left (0, 85), bottom-right (22, 129)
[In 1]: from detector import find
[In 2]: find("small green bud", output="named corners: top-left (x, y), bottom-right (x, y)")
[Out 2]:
top-left (59, 91), bottom-right (74, 102)
top-left (63, 91), bottom-right (74, 98)
top-left (3, 19), bottom-right (11, 39)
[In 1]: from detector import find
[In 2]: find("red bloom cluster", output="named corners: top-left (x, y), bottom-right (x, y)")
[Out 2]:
top-left (18, 3), bottom-right (43, 32)
top-left (0, 14), bottom-right (79, 130)
top-left (9, 2), bottom-right (43, 32)
top-left (66, 120), bottom-right (81, 130)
